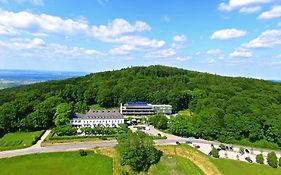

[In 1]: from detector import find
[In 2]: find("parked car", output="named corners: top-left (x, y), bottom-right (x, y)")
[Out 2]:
top-left (211, 144), bottom-right (214, 148)
top-left (245, 149), bottom-right (250, 154)
top-left (186, 141), bottom-right (192, 144)
top-left (176, 141), bottom-right (180, 145)
top-left (229, 146), bottom-right (233, 151)
top-left (245, 157), bottom-right (253, 163)
top-left (226, 146), bottom-right (229, 150)
top-left (157, 133), bottom-right (161, 137)
top-left (217, 148), bottom-right (222, 151)
top-left (208, 151), bottom-right (212, 156)
top-left (195, 145), bottom-right (200, 149)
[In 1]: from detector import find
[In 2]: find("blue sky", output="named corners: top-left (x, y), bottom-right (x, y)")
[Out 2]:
top-left (0, 0), bottom-right (281, 79)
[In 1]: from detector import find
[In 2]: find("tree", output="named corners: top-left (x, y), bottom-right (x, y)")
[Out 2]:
top-left (54, 103), bottom-right (73, 126)
top-left (148, 114), bottom-right (168, 130)
top-left (211, 148), bottom-right (219, 158)
top-left (279, 157), bottom-right (281, 167)
top-left (256, 154), bottom-right (264, 164)
top-left (117, 131), bottom-right (162, 172)
top-left (267, 152), bottom-right (278, 168)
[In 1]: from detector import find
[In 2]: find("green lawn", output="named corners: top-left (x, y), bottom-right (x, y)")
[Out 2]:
top-left (148, 155), bottom-right (204, 175)
top-left (211, 158), bottom-right (281, 175)
top-left (0, 151), bottom-right (112, 175)
top-left (0, 130), bottom-right (44, 151)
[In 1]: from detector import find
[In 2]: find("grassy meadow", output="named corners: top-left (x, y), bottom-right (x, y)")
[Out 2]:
top-left (0, 151), bottom-right (112, 175)
top-left (0, 130), bottom-right (44, 151)
top-left (148, 155), bottom-right (204, 175)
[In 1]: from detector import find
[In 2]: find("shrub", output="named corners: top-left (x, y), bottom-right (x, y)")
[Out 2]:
top-left (211, 148), bottom-right (219, 158)
top-left (79, 149), bottom-right (88, 156)
top-left (219, 143), bottom-right (226, 149)
top-left (279, 157), bottom-right (281, 167)
top-left (239, 147), bottom-right (244, 154)
top-left (267, 152), bottom-right (278, 168)
top-left (256, 154), bottom-right (264, 164)
top-left (52, 125), bottom-right (77, 136)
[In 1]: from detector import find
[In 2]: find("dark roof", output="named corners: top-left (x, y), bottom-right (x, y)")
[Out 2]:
top-left (125, 102), bottom-right (148, 106)
top-left (72, 110), bottom-right (123, 119)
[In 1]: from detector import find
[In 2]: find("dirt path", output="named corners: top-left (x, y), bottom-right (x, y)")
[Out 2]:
top-left (158, 146), bottom-right (222, 175)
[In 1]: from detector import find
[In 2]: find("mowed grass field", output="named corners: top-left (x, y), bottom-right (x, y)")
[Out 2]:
top-left (0, 151), bottom-right (113, 175)
top-left (148, 155), bottom-right (204, 175)
top-left (0, 130), bottom-right (44, 151)
top-left (211, 158), bottom-right (281, 175)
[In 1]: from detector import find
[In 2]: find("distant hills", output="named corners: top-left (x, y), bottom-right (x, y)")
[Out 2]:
top-left (0, 69), bottom-right (88, 89)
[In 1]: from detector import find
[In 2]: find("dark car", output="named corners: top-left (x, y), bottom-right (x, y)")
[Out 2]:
top-left (217, 148), bottom-right (221, 151)
top-left (195, 145), bottom-right (200, 149)
top-left (176, 141), bottom-right (180, 145)
top-left (186, 141), bottom-right (192, 144)
top-left (245, 157), bottom-right (253, 163)
top-left (229, 146), bottom-right (233, 151)
top-left (208, 151), bottom-right (212, 156)
top-left (211, 144), bottom-right (214, 148)
top-left (245, 149), bottom-right (250, 154)
top-left (225, 146), bottom-right (229, 150)
top-left (157, 133), bottom-right (161, 137)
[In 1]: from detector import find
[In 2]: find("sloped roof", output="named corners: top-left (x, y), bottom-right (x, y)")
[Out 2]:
top-left (72, 110), bottom-right (123, 119)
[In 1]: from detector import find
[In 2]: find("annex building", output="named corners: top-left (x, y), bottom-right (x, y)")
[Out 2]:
top-left (70, 109), bottom-right (124, 128)
top-left (120, 102), bottom-right (172, 116)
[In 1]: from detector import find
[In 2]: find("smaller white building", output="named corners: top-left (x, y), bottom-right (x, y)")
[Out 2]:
top-left (70, 110), bottom-right (124, 128)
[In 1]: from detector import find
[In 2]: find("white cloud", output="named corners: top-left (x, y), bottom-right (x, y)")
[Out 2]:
top-left (211, 29), bottom-right (247, 40)
top-left (206, 58), bottom-right (217, 64)
top-left (0, 9), bottom-right (154, 44)
top-left (91, 18), bottom-right (151, 41)
top-left (0, 37), bottom-right (45, 50)
top-left (0, 0), bottom-right (43, 5)
top-left (175, 56), bottom-right (191, 61)
top-left (109, 44), bottom-right (137, 55)
top-left (145, 48), bottom-right (176, 58)
top-left (0, 37), bottom-right (103, 58)
top-left (229, 49), bottom-right (252, 58)
top-left (258, 6), bottom-right (281, 19)
top-left (0, 24), bottom-right (17, 35)
top-left (219, 0), bottom-right (275, 12)
top-left (49, 44), bottom-right (103, 57)
top-left (239, 6), bottom-right (262, 14)
top-left (173, 35), bottom-right (186, 42)
top-left (0, 9), bottom-right (89, 36)
top-left (244, 29), bottom-right (281, 48)
top-left (207, 49), bottom-right (221, 55)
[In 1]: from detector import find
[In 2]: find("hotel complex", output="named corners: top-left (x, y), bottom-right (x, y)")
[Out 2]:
top-left (70, 102), bottom-right (172, 128)
top-left (120, 102), bottom-right (172, 116)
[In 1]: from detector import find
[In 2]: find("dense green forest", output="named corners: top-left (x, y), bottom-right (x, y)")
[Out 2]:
top-left (0, 65), bottom-right (281, 148)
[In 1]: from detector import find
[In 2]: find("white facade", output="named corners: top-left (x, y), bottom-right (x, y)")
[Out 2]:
top-left (70, 110), bottom-right (124, 128)
top-left (70, 118), bottom-right (124, 128)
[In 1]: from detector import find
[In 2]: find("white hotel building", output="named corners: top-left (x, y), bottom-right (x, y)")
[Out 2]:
top-left (70, 110), bottom-right (124, 128)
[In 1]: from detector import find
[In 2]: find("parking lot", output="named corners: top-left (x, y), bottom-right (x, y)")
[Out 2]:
top-left (129, 125), bottom-right (281, 164)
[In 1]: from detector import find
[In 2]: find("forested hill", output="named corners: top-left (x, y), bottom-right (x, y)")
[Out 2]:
top-left (0, 65), bottom-right (281, 148)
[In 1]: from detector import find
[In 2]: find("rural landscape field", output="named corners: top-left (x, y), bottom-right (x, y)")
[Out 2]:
top-left (1, 0), bottom-right (281, 174)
